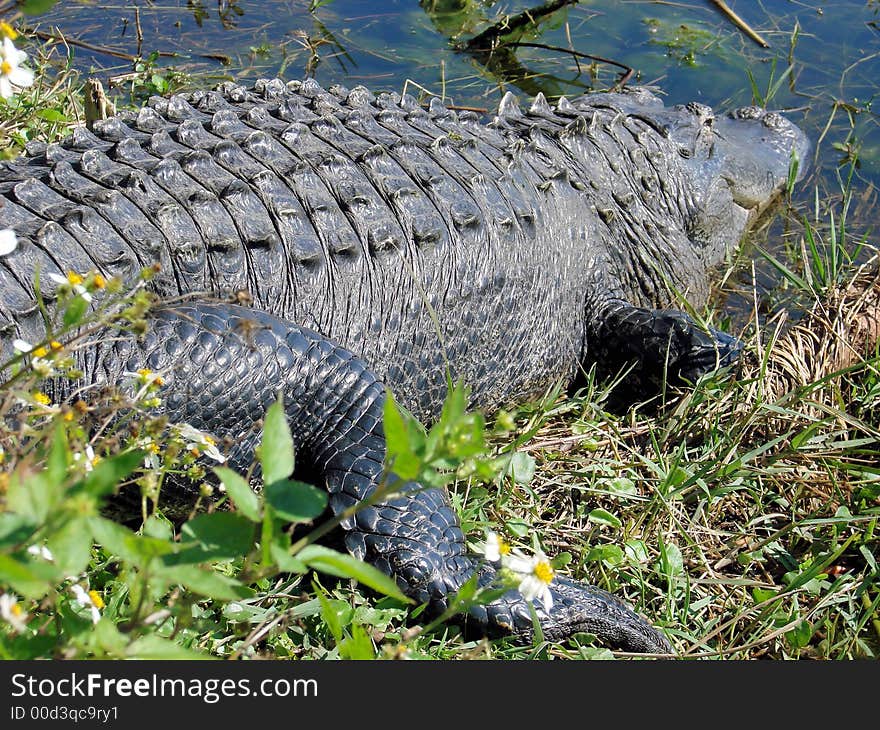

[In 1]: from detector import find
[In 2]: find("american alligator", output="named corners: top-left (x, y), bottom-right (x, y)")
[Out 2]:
top-left (0, 78), bottom-right (809, 654)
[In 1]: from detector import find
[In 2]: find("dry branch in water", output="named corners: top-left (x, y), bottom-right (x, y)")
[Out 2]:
top-left (709, 0), bottom-right (769, 48)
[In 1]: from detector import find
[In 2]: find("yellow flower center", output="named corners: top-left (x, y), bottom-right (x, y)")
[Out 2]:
top-left (92, 273), bottom-right (106, 289)
top-left (10, 601), bottom-right (23, 617)
top-left (63, 411), bottom-right (74, 422)
top-left (533, 561), bottom-right (555, 585)
top-left (33, 392), bottom-right (51, 405)
top-left (49, 341), bottom-right (63, 351)
top-left (88, 590), bottom-right (104, 610)
top-left (33, 346), bottom-right (48, 358)
top-left (203, 435), bottom-right (216, 446)
top-left (146, 442), bottom-right (160, 454)
top-left (0, 61), bottom-right (11, 76)
top-left (0, 22), bottom-right (18, 40)
top-left (67, 271), bottom-right (84, 286)
top-left (498, 539), bottom-right (511, 556)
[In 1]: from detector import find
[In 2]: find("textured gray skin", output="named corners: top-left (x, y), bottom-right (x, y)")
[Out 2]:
top-left (0, 78), bottom-right (809, 653)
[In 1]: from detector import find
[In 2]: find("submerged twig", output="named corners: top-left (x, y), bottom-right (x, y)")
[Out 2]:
top-left (709, 0), bottom-right (769, 48)
top-left (462, 0), bottom-right (578, 52)
top-left (33, 28), bottom-right (178, 62)
top-left (508, 41), bottom-right (633, 88)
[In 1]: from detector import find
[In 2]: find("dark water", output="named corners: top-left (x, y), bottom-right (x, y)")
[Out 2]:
top-left (25, 1), bottom-right (880, 315)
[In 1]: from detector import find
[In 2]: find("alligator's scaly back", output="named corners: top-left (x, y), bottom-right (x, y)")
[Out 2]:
top-left (0, 78), bottom-right (807, 418)
top-left (0, 79), bottom-right (809, 653)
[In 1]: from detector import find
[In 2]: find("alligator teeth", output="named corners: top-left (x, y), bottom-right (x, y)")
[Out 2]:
top-left (497, 91), bottom-right (522, 118)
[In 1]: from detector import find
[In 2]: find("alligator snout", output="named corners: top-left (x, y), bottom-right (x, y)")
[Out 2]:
top-left (712, 104), bottom-right (811, 211)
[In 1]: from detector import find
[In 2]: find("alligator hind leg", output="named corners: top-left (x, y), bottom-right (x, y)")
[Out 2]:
top-left (588, 299), bottom-right (741, 401)
top-left (90, 301), bottom-right (672, 654)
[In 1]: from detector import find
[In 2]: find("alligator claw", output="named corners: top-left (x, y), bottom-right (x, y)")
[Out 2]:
top-left (591, 301), bottom-right (742, 402)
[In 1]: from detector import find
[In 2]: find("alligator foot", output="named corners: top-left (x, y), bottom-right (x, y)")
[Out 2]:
top-left (590, 299), bottom-right (742, 402)
top-left (92, 301), bottom-right (672, 654)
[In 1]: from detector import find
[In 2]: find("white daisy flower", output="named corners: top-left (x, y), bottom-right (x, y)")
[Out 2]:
top-left (0, 36), bottom-right (34, 99)
top-left (70, 584), bottom-right (103, 624)
top-left (48, 271), bottom-right (92, 303)
top-left (483, 531), bottom-right (511, 563)
top-left (27, 544), bottom-right (54, 562)
top-left (504, 550), bottom-right (556, 613)
top-left (177, 423), bottom-right (226, 463)
top-left (0, 228), bottom-right (17, 256)
top-left (12, 338), bottom-right (32, 353)
top-left (72, 444), bottom-right (100, 472)
top-left (30, 356), bottom-right (57, 378)
top-left (0, 593), bottom-right (28, 633)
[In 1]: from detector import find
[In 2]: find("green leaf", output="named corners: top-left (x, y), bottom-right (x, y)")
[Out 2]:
top-left (7, 470), bottom-right (62, 524)
top-left (624, 539), bottom-right (649, 564)
top-left (0, 513), bottom-right (37, 549)
top-left (785, 620), bottom-right (813, 650)
top-left (19, 0), bottom-right (58, 15)
top-left (46, 517), bottom-right (92, 576)
top-left (179, 512), bottom-right (256, 560)
top-left (439, 380), bottom-right (467, 428)
top-left (588, 508), bottom-right (622, 529)
top-left (338, 623), bottom-right (376, 659)
top-left (89, 517), bottom-right (139, 563)
top-left (859, 545), bottom-right (877, 574)
top-left (659, 540), bottom-right (683, 581)
top-left (90, 517), bottom-right (173, 565)
top-left (259, 396), bottom-right (295, 485)
top-left (125, 635), bottom-right (211, 660)
top-left (214, 466), bottom-right (261, 521)
top-left (269, 542), bottom-right (308, 574)
top-left (317, 591), bottom-right (352, 643)
top-left (506, 452), bottom-right (536, 485)
top-left (576, 646), bottom-right (616, 660)
top-left (383, 392), bottom-right (422, 481)
top-left (143, 514), bottom-right (174, 542)
top-left (264, 479), bottom-right (327, 523)
top-left (298, 545), bottom-right (412, 603)
top-left (552, 551), bottom-right (573, 569)
top-left (36, 109), bottom-right (69, 123)
top-left (0, 554), bottom-right (50, 598)
top-left (90, 619), bottom-right (129, 655)
top-left (154, 565), bottom-right (251, 601)
top-left (150, 75), bottom-right (169, 94)
top-left (752, 588), bottom-right (778, 604)
top-left (79, 450), bottom-right (145, 499)
top-left (46, 422), bottom-right (68, 484)
top-left (585, 543), bottom-right (625, 567)
top-left (447, 572), bottom-right (481, 610)
top-left (606, 477), bottom-right (638, 497)
top-left (62, 295), bottom-right (89, 327)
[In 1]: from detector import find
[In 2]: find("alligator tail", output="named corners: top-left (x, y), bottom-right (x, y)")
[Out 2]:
top-left (87, 301), bottom-right (672, 654)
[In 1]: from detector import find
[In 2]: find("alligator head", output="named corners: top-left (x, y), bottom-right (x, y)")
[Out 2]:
top-left (664, 99), bottom-right (811, 262)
